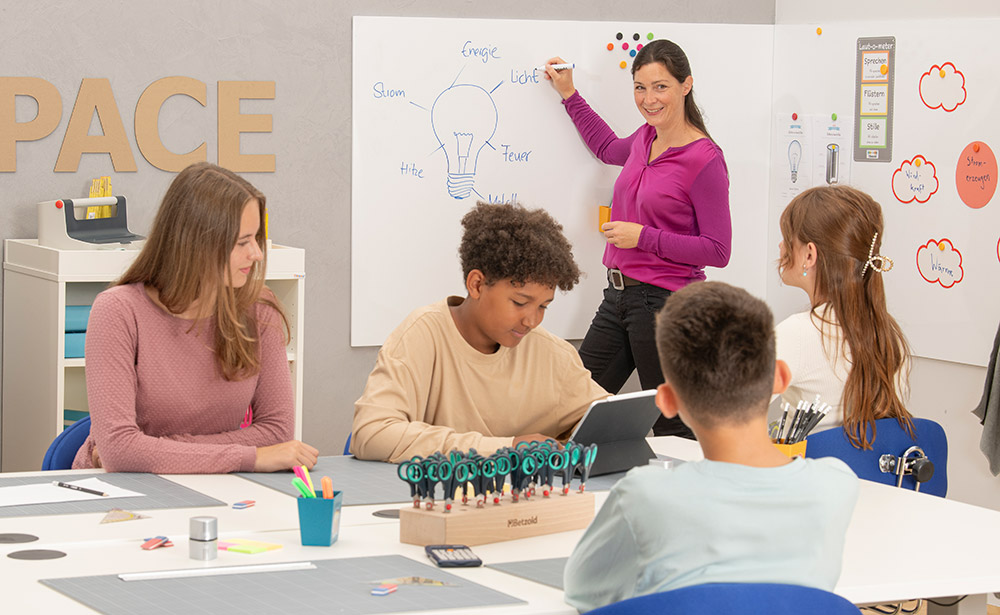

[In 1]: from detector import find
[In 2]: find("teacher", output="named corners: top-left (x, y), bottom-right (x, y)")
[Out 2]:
top-left (544, 39), bottom-right (732, 437)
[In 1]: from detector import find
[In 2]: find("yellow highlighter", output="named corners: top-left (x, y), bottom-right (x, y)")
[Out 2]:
top-left (300, 465), bottom-right (315, 492)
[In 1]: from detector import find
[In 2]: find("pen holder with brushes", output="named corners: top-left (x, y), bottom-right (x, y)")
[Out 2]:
top-left (297, 490), bottom-right (343, 547)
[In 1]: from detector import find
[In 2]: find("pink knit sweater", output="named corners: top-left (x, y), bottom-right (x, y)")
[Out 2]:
top-left (71, 283), bottom-right (294, 473)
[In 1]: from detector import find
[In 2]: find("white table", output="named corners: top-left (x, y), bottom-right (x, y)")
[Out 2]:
top-left (1, 438), bottom-right (998, 614)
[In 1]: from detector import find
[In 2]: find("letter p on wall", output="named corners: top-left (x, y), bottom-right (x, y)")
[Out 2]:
top-left (0, 77), bottom-right (62, 172)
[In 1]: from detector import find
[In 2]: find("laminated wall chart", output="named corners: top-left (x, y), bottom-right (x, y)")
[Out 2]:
top-left (771, 20), bottom-right (1000, 366)
top-left (351, 17), bottom-right (773, 346)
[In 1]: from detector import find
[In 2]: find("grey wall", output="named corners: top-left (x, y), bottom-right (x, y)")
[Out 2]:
top-left (0, 1), bottom-right (774, 459)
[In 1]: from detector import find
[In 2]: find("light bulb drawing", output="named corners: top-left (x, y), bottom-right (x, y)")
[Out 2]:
top-left (787, 139), bottom-right (802, 184)
top-left (431, 84), bottom-right (498, 199)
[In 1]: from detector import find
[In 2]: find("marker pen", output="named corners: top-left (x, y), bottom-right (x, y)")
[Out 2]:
top-left (777, 402), bottom-right (790, 443)
top-left (52, 481), bottom-right (108, 497)
top-left (535, 63), bottom-right (575, 71)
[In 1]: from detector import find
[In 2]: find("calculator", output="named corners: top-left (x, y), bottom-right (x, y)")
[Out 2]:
top-left (424, 544), bottom-right (482, 567)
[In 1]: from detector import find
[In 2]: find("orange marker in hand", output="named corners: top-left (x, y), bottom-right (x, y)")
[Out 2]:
top-left (321, 476), bottom-right (333, 499)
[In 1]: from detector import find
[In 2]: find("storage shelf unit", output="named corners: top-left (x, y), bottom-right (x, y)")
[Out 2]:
top-left (1, 239), bottom-right (305, 472)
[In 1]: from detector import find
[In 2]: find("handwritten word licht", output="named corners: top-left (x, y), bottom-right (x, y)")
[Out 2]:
top-left (510, 69), bottom-right (540, 85)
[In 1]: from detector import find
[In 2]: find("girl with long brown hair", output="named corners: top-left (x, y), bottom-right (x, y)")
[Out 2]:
top-left (73, 162), bottom-right (318, 472)
top-left (776, 185), bottom-right (912, 449)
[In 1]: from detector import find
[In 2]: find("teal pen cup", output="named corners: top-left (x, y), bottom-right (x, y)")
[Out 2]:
top-left (296, 490), bottom-right (343, 547)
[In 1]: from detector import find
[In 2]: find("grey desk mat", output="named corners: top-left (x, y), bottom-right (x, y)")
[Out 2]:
top-left (0, 473), bottom-right (224, 518)
top-left (488, 557), bottom-right (568, 590)
top-left (236, 456), bottom-right (628, 506)
top-left (42, 554), bottom-right (525, 615)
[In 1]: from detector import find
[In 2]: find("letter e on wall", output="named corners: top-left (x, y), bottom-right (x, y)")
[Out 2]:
top-left (218, 81), bottom-right (275, 172)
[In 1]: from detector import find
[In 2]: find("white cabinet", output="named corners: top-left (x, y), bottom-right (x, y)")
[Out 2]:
top-left (1, 239), bottom-right (305, 472)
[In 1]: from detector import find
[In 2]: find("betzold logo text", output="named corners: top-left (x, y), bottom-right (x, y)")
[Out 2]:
top-left (507, 516), bottom-right (538, 528)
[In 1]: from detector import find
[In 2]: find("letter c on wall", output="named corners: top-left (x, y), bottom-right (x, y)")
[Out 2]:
top-left (135, 77), bottom-right (208, 172)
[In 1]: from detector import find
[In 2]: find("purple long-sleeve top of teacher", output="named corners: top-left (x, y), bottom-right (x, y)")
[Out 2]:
top-left (563, 91), bottom-right (732, 290)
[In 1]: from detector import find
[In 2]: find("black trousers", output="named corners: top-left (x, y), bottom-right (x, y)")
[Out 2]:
top-left (578, 282), bottom-right (695, 439)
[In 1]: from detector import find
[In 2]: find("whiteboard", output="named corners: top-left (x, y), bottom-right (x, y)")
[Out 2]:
top-left (351, 16), bottom-right (774, 346)
top-left (769, 20), bottom-right (1000, 367)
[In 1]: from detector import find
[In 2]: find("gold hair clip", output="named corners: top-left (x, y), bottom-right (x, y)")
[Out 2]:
top-left (861, 232), bottom-right (894, 276)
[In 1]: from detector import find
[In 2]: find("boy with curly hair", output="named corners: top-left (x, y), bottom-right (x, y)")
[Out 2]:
top-left (564, 281), bottom-right (858, 611)
top-left (351, 202), bottom-right (608, 462)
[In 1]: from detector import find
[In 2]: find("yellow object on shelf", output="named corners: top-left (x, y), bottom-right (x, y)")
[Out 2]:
top-left (86, 176), bottom-right (114, 217)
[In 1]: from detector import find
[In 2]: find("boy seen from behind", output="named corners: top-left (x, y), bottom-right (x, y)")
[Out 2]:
top-left (564, 281), bottom-right (859, 612)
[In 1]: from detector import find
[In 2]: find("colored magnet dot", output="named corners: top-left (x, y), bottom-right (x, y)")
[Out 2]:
top-left (620, 61), bottom-right (628, 69)
top-left (831, 113), bottom-right (838, 121)
top-left (637, 43), bottom-right (643, 50)
top-left (914, 158), bottom-right (922, 167)
top-left (622, 43), bottom-right (629, 50)
top-left (633, 33), bottom-right (640, 41)
top-left (816, 27), bottom-right (822, 35)
top-left (647, 32), bottom-right (654, 40)
top-left (940, 69), bottom-right (947, 78)
top-left (880, 64), bottom-right (888, 75)
top-left (792, 113), bottom-right (798, 121)
top-left (616, 32), bottom-right (623, 40)
top-left (939, 243), bottom-right (946, 251)
top-left (630, 50), bottom-right (636, 57)
top-left (607, 43), bottom-right (614, 51)
top-left (974, 142), bottom-right (981, 153)
top-left (55, 200), bottom-right (63, 209)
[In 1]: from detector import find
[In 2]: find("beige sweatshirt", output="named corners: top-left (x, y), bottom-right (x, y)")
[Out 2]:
top-left (351, 297), bottom-right (608, 462)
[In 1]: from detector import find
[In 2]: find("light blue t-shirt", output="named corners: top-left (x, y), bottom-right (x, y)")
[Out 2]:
top-left (563, 457), bottom-right (859, 612)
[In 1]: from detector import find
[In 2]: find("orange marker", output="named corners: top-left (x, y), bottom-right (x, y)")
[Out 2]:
top-left (939, 68), bottom-right (947, 78)
top-left (880, 64), bottom-right (888, 75)
top-left (816, 27), bottom-right (822, 35)
top-left (321, 476), bottom-right (333, 499)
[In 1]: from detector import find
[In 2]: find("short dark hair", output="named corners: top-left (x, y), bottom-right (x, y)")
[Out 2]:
top-left (655, 281), bottom-right (775, 424)
top-left (459, 202), bottom-right (581, 291)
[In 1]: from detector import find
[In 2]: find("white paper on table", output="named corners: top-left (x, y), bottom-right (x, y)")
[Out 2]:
top-left (0, 478), bottom-right (145, 508)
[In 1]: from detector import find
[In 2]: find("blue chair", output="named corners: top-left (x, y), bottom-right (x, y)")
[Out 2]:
top-left (588, 583), bottom-right (859, 614)
top-left (805, 417), bottom-right (947, 497)
top-left (343, 432), bottom-right (352, 456)
top-left (41, 415), bottom-right (92, 470)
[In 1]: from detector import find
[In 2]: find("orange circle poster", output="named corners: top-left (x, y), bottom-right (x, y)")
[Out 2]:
top-left (956, 141), bottom-right (997, 209)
